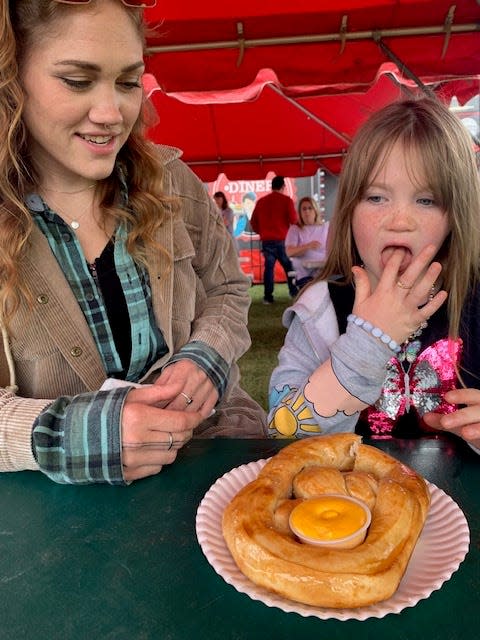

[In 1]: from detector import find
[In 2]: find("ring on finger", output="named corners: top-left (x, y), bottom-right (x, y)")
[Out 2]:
top-left (166, 431), bottom-right (173, 450)
top-left (396, 279), bottom-right (413, 290)
top-left (180, 391), bottom-right (193, 406)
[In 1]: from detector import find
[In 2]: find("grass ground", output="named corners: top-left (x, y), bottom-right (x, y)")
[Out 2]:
top-left (238, 283), bottom-right (292, 410)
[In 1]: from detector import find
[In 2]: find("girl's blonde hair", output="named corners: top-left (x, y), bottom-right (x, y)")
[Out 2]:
top-left (0, 0), bottom-right (172, 326)
top-left (297, 196), bottom-right (322, 228)
top-left (319, 97), bottom-right (480, 339)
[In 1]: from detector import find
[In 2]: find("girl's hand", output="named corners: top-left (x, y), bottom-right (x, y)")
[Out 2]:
top-left (423, 388), bottom-right (480, 449)
top-left (352, 245), bottom-right (448, 345)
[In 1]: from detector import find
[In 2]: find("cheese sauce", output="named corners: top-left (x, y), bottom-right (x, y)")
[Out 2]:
top-left (289, 495), bottom-right (369, 543)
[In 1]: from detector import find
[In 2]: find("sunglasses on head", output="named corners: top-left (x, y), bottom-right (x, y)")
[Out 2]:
top-left (53, 0), bottom-right (157, 7)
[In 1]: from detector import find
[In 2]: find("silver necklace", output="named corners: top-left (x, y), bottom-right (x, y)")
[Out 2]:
top-left (40, 183), bottom-right (97, 229)
top-left (41, 190), bottom-right (96, 230)
top-left (41, 183), bottom-right (96, 196)
top-left (68, 207), bottom-right (90, 230)
top-left (55, 200), bottom-right (93, 230)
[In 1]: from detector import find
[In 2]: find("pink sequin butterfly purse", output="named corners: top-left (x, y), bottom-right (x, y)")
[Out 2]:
top-left (367, 338), bottom-right (462, 435)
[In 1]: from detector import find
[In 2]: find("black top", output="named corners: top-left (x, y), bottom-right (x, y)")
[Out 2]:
top-left (88, 241), bottom-right (131, 375)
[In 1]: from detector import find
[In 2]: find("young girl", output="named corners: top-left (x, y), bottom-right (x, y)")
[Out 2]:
top-left (0, 0), bottom-right (266, 485)
top-left (268, 97), bottom-right (480, 452)
top-left (285, 196), bottom-right (330, 289)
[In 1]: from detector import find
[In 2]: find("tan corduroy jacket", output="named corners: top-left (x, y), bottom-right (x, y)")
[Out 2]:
top-left (0, 146), bottom-right (266, 472)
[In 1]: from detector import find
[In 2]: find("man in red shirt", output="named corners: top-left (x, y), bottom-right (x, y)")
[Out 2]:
top-left (251, 176), bottom-right (298, 303)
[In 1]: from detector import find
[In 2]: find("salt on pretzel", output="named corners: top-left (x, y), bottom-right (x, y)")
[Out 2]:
top-left (222, 433), bottom-right (430, 608)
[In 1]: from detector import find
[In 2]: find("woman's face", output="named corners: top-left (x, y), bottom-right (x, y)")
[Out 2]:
top-left (20, 0), bottom-right (144, 189)
top-left (352, 140), bottom-right (450, 291)
top-left (299, 200), bottom-right (317, 225)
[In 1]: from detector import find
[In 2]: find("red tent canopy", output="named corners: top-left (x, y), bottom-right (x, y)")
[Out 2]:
top-left (144, 66), bottom-right (479, 180)
top-left (144, 0), bottom-right (480, 93)
top-left (143, 1), bottom-right (479, 180)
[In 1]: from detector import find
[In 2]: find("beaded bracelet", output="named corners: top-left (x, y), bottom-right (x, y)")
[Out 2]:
top-left (346, 314), bottom-right (401, 354)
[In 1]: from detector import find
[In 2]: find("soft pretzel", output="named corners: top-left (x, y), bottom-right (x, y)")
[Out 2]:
top-left (222, 433), bottom-right (430, 608)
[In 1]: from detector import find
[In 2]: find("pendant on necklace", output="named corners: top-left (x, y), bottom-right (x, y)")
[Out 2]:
top-left (71, 221), bottom-right (80, 230)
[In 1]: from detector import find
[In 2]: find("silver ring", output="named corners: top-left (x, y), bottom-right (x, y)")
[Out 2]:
top-left (396, 280), bottom-right (413, 290)
top-left (180, 391), bottom-right (193, 406)
top-left (167, 431), bottom-right (173, 450)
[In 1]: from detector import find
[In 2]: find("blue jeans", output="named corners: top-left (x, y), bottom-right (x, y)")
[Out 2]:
top-left (261, 240), bottom-right (298, 300)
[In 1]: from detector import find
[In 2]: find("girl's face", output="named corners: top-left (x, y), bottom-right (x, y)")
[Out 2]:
top-left (352, 140), bottom-right (450, 291)
top-left (300, 201), bottom-right (317, 225)
top-left (20, 0), bottom-right (144, 190)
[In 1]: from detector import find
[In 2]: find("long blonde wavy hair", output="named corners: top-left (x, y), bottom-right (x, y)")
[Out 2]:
top-left (318, 97), bottom-right (480, 340)
top-left (0, 0), bottom-right (172, 327)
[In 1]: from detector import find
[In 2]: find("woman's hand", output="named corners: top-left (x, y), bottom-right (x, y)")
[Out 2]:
top-left (352, 245), bottom-right (448, 345)
top-left (286, 240), bottom-right (322, 257)
top-left (154, 359), bottom-right (218, 416)
top-left (423, 388), bottom-right (480, 449)
top-left (121, 384), bottom-right (203, 482)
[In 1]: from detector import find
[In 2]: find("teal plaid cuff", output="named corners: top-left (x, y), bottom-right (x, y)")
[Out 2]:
top-left (32, 387), bottom-right (130, 485)
top-left (167, 341), bottom-right (229, 399)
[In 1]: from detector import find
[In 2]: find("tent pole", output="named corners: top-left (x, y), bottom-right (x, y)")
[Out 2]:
top-left (267, 84), bottom-right (352, 144)
top-left (188, 152), bottom-right (344, 167)
top-left (146, 22), bottom-right (479, 55)
top-left (373, 37), bottom-right (436, 97)
top-left (187, 151), bottom-right (344, 176)
top-left (375, 38), bottom-right (436, 98)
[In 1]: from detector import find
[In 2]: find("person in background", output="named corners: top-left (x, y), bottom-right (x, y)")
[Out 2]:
top-left (0, 0), bottom-right (267, 486)
top-left (250, 176), bottom-right (298, 304)
top-left (213, 191), bottom-right (234, 236)
top-left (268, 97), bottom-right (480, 454)
top-left (285, 196), bottom-right (330, 289)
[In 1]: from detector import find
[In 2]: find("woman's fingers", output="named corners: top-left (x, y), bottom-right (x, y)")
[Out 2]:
top-left (155, 360), bottom-right (219, 415)
top-left (122, 403), bottom-right (200, 444)
top-left (165, 380), bottom-right (218, 416)
top-left (123, 460), bottom-right (169, 483)
top-left (121, 403), bottom-right (199, 481)
top-left (126, 382), bottom-right (185, 408)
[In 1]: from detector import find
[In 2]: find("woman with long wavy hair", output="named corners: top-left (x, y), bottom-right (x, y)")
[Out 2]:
top-left (0, 0), bottom-right (266, 485)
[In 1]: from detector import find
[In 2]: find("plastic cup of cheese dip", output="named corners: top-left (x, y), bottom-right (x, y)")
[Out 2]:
top-left (289, 494), bottom-right (372, 549)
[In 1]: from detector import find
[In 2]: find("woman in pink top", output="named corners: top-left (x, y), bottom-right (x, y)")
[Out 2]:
top-left (286, 197), bottom-right (330, 289)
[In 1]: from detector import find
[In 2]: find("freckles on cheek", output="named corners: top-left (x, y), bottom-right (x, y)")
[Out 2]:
top-left (351, 214), bottom-right (367, 253)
